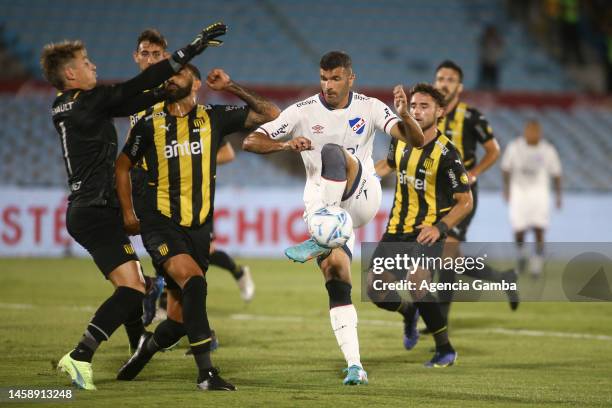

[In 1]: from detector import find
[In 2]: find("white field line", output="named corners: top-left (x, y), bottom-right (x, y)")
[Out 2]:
top-left (1, 303), bottom-right (611, 342)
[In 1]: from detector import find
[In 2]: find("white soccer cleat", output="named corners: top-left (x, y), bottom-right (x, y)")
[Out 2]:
top-left (237, 266), bottom-right (255, 302)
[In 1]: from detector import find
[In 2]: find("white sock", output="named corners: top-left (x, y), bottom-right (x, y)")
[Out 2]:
top-left (329, 304), bottom-right (361, 368)
top-left (321, 177), bottom-right (347, 208)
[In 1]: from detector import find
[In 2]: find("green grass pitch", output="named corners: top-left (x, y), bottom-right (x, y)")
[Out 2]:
top-left (1, 258), bottom-right (611, 407)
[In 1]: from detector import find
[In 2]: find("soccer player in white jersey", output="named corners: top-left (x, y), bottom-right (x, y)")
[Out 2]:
top-left (501, 119), bottom-right (562, 275)
top-left (243, 51), bottom-right (424, 385)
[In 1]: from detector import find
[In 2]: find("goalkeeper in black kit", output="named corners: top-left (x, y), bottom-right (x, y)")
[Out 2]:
top-left (41, 22), bottom-right (227, 391)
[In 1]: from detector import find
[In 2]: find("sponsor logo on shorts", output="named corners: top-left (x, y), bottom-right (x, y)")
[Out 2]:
top-left (124, 244), bottom-right (135, 255)
top-left (460, 173), bottom-right (469, 185)
top-left (158, 243), bottom-right (169, 256)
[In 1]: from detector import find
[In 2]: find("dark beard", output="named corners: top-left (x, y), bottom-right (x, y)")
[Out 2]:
top-left (166, 85), bottom-right (191, 103)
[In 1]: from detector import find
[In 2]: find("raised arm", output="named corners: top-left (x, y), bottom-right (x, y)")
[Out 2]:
top-left (206, 68), bottom-right (280, 128)
top-left (105, 23), bottom-right (228, 115)
top-left (388, 85), bottom-right (424, 147)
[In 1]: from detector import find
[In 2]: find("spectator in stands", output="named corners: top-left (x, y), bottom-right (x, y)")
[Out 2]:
top-left (501, 119), bottom-right (562, 276)
top-left (478, 25), bottom-right (504, 90)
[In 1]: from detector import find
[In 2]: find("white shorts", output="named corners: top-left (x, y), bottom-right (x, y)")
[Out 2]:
top-left (303, 162), bottom-right (382, 256)
top-left (509, 195), bottom-right (550, 232)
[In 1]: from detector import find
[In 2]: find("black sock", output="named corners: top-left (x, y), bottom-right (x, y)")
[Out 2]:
top-left (464, 262), bottom-right (504, 282)
top-left (182, 276), bottom-right (213, 372)
top-left (437, 267), bottom-right (456, 322)
top-left (71, 286), bottom-right (144, 362)
top-left (415, 293), bottom-right (453, 350)
top-left (124, 305), bottom-right (145, 350)
top-left (209, 250), bottom-right (242, 279)
top-left (153, 318), bottom-right (186, 349)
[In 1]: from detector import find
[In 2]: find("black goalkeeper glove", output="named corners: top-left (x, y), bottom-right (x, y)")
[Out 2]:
top-left (170, 22), bottom-right (227, 69)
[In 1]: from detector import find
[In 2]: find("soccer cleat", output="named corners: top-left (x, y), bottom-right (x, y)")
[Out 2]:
top-left (117, 332), bottom-right (155, 380)
top-left (57, 352), bottom-right (96, 390)
top-left (284, 237), bottom-right (331, 263)
top-left (143, 276), bottom-right (165, 326)
top-left (197, 368), bottom-right (236, 391)
top-left (342, 365), bottom-right (368, 385)
top-left (237, 266), bottom-right (255, 302)
top-left (424, 350), bottom-right (457, 368)
top-left (185, 330), bottom-right (219, 355)
top-left (403, 309), bottom-right (420, 350)
top-left (502, 269), bottom-right (520, 311)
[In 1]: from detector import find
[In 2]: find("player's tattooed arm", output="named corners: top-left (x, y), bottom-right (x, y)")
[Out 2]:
top-left (243, 132), bottom-right (312, 154)
top-left (206, 68), bottom-right (280, 128)
top-left (391, 85), bottom-right (424, 147)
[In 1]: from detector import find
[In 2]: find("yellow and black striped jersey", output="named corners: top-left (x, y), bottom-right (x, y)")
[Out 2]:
top-left (122, 102), bottom-right (248, 227)
top-left (385, 133), bottom-right (470, 234)
top-left (437, 102), bottom-right (495, 170)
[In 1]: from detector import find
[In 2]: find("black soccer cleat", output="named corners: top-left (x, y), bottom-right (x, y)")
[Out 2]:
top-left (197, 368), bottom-right (236, 391)
top-left (502, 269), bottom-right (520, 311)
top-left (117, 332), bottom-right (155, 380)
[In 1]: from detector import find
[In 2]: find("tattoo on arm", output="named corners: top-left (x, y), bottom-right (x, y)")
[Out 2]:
top-left (226, 82), bottom-right (280, 128)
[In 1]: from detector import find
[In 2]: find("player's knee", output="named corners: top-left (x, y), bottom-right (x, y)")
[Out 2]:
top-left (368, 288), bottom-right (403, 312)
top-left (321, 143), bottom-right (347, 181)
top-left (325, 279), bottom-right (352, 308)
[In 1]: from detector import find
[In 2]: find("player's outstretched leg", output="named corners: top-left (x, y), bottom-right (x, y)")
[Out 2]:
top-left (59, 262), bottom-right (145, 390)
top-left (210, 249), bottom-right (255, 302)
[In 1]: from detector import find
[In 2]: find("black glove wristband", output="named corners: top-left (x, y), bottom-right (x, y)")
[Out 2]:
top-left (434, 221), bottom-right (449, 236)
top-left (170, 22), bottom-right (227, 71)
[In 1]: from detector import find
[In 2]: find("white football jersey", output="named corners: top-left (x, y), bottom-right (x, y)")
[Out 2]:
top-left (501, 137), bottom-right (562, 198)
top-left (257, 92), bottom-right (400, 210)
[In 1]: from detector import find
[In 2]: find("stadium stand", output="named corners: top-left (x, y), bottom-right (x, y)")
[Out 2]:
top-left (1, 0), bottom-right (571, 90)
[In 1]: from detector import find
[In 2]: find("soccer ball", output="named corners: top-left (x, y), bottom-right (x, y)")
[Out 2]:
top-left (308, 206), bottom-right (353, 249)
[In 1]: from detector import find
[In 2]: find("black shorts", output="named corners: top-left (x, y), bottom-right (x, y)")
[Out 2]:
top-left (140, 211), bottom-right (212, 291)
top-left (66, 206), bottom-right (138, 277)
top-left (370, 232), bottom-right (445, 280)
top-left (447, 184), bottom-right (478, 242)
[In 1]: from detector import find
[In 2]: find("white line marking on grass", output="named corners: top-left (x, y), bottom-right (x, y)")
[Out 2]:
top-left (231, 313), bottom-right (304, 323)
top-left (230, 313), bottom-right (612, 342)
top-left (0, 302), bottom-right (34, 309)
top-left (0, 302), bottom-right (95, 313)
top-left (2, 304), bottom-right (611, 342)
top-left (470, 328), bottom-right (612, 342)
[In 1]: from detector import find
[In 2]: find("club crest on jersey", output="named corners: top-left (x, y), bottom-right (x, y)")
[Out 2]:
top-left (349, 117), bottom-right (366, 135)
